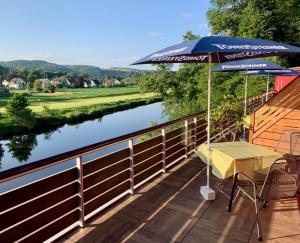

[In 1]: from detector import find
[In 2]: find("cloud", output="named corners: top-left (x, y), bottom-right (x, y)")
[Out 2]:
top-left (181, 12), bottom-right (192, 19)
top-left (197, 23), bottom-right (208, 29)
top-left (145, 32), bottom-right (165, 37)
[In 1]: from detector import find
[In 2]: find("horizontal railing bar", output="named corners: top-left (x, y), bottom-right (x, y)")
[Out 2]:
top-left (0, 166), bottom-right (76, 196)
top-left (83, 157), bottom-right (129, 179)
top-left (165, 131), bottom-right (185, 141)
top-left (0, 194), bottom-right (79, 234)
top-left (84, 180), bottom-right (130, 206)
top-left (0, 180), bottom-right (77, 215)
top-left (133, 142), bottom-right (163, 157)
top-left (16, 208), bottom-right (79, 243)
top-left (134, 160), bottom-right (163, 178)
top-left (165, 140), bottom-right (184, 151)
top-left (83, 169), bottom-right (130, 192)
top-left (0, 111), bottom-right (205, 183)
top-left (134, 152), bottom-right (163, 167)
top-left (165, 147), bottom-right (185, 160)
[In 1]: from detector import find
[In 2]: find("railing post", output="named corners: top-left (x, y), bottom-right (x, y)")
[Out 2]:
top-left (76, 156), bottom-right (85, 228)
top-left (193, 117), bottom-right (197, 151)
top-left (184, 120), bottom-right (188, 158)
top-left (128, 139), bottom-right (134, 194)
top-left (161, 128), bottom-right (166, 172)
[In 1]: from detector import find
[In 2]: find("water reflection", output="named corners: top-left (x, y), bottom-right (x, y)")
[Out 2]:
top-left (6, 134), bottom-right (38, 163)
top-left (0, 143), bottom-right (3, 169)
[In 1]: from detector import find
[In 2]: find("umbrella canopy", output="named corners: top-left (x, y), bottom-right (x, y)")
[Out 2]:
top-left (133, 36), bottom-right (300, 65)
top-left (244, 69), bottom-right (300, 76)
top-left (133, 36), bottom-right (300, 201)
top-left (212, 58), bottom-right (285, 72)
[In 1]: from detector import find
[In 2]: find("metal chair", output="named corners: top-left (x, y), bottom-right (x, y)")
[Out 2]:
top-left (227, 131), bottom-right (300, 241)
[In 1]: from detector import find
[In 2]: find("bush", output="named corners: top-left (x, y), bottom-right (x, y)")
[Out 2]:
top-left (210, 95), bottom-right (244, 142)
top-left (44, 83), bottom-right (56, 93)
top-left (5, 93), bottom-right (35, 128)
top-left (33, 79), bottom-right (43, 92)
top-left (26, 82), bottom-right (34, 91)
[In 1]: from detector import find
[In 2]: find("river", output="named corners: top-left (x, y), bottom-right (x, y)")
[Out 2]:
top-left (0, 102), bottom-right (168, 191)
top-left (0, 102), bottom-right (166, 172)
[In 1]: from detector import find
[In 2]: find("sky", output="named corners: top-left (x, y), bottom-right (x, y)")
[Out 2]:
top-left (0, 0), bottom-right (211, 69)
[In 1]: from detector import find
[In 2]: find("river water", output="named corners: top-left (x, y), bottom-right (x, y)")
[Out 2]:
top-left (0, 102), bottom-right (166, 172)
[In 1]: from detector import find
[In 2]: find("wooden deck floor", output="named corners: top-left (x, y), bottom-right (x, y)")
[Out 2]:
top-left (60, 155), bottom-right (300, 243)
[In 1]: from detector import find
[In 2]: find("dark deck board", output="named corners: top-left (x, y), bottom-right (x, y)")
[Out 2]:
top-left (59, 155), bottom-right (300, 243)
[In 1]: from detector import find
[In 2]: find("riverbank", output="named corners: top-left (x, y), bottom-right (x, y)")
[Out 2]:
top-left (0, 96), bottom-right (162, 139)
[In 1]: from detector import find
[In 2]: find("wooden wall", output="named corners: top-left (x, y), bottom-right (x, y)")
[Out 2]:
top-left (249, 76), bottom-right (300, 153)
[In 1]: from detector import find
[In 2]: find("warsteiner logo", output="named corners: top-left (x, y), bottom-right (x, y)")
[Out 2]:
top-left (150, 47), bottom-right (188, 58)
top-left (212, 44), bottom-right (288, 50)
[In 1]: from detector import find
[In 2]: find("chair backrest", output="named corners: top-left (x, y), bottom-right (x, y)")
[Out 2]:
top-left (275, 130), bottom-right (300, 155)
top-left (260, 156), bottom-right (300, 201)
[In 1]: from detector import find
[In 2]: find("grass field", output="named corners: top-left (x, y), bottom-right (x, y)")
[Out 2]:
top-left (0, 87), bottom-right (156, 112)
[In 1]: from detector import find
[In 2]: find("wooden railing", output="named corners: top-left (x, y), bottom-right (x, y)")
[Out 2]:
top-left (246, 91), bottom-right (275, 114)
top-left (0, 112), bottom-right (207, 242)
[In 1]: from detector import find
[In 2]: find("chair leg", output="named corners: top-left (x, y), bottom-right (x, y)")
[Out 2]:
top-left (228, 173), bottom-right (239, 212)
top-left (255, 198), bottom-right (263, 241)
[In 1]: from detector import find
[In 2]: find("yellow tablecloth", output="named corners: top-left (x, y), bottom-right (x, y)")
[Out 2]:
top-left (197, 142), bottom-right (281, 179)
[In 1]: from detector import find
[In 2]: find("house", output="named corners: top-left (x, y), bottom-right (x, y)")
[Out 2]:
top-left (51, 77), bottom-right (63, 86)
top-left (113, 79), bottom-right (122, 85)
top-left (83, 79), bottom-right (91, 88)
top-left (65, 78), bottom-right (76, 87)
top-left (90, 79), bottom-right (102, 87)
top-left (37, 79), bottom-right (50, 89)
top-left (1, 79), bottom-right (10, 87)
top-left (4, 78), bottom-right (26, 90)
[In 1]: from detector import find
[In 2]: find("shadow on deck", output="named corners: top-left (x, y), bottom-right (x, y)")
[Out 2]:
top-left (60, 155), bottom-right (300, 243)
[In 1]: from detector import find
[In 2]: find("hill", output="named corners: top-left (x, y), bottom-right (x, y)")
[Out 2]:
top-left (0, 60), bottom-right (150, 78)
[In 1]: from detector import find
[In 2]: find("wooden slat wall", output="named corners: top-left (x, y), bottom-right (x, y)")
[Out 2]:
top-left (250, 77), bottom-right (300, 152)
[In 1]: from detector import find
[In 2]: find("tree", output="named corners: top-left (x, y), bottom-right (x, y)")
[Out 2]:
top-left (17, 68), bottom-right (29, 80)
top-left (44, 82), bottom-right (56, 93)
top-left (6, 134), bottom-right (37, 163)
top-left (207, 0), bottom-right (300, 66)
top-left (26, 82), bottom-right (34, 91)
top-left (210, 95), bottom-right (244, 141)
top-left (5, 93), bottom-right (35, 128)
top-left (33, 79), bottom-right (43, 91)
top-left (27, 69), bottom-right (42, 82)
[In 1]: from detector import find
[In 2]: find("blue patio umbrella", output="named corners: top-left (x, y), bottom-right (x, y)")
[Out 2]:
top-left (212, 59), bottom-right (286, 139)
top-left (133, 36), bottom-right (300, 201)
top-left (244, 69), bottom-right (300, 101)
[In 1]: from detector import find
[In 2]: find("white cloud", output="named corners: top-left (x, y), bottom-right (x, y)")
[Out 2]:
top-left (145, 32), bottom-right (165, 37)
top-left (181, 12), bottom-right (192, 19)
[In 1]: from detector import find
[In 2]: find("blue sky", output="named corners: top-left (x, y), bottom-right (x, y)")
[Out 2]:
top-left (0, 0), bottom-right (211, 69)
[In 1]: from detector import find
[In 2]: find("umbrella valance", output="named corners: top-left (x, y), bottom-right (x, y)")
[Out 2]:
top-left (133, 36), bottom-right (300, 65)
top-left (244, 69), bottom-right (300, 76)
top-left (212, 58), bottom-right (285, 72)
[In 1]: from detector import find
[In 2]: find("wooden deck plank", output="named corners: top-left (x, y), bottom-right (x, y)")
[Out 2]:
top-left (61, 156), bottom-right (300, 243)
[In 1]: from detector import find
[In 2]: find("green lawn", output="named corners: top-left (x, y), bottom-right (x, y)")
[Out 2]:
top-left (0, 87), bottom-right (156, 112)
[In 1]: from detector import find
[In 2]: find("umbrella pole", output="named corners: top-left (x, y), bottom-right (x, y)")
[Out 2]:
top-left (243, 74), bottom-right (248, 140)
top-left (200, 53), bottom-right (215, 200)
top-left (266, 74), bottom-right (270, 102)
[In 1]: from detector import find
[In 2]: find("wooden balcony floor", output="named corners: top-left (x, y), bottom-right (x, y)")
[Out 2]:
top-left (60, 155), bottom-right (300, 243)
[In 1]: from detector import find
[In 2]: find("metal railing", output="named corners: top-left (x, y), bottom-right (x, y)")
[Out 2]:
top-left (246, 91), bottom-right (275, 114)
top-left (0, 111), bottom-right (208, 242)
